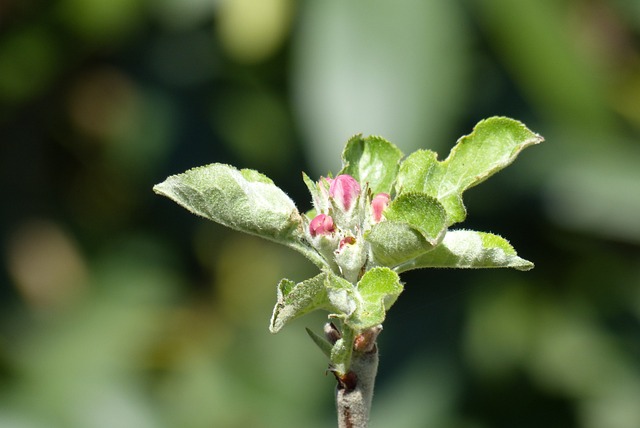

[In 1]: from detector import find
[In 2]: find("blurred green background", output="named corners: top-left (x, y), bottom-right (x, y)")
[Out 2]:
top-left (1, 0), bottom-right (639, 427)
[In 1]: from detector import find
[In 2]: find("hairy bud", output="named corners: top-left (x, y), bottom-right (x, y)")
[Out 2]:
top-left (330, 175), bottom-right (361, 212)
top-left (371, 193), bottom-right (390, 222)
top-left (309, 214), bottom-right (335, 237)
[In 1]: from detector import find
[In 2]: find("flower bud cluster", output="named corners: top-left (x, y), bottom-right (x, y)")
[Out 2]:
top-left (306, 174), bottom-right (390, 283)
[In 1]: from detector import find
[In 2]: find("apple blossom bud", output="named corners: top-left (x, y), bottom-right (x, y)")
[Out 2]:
top-left (309, 214), bottom-right (335, 237)
top-left (329, 175), bottom-right (361, 212)
top-left (371, 193), bottom-right (390, 222)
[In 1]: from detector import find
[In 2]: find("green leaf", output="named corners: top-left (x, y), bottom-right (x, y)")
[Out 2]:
top-left (325, 268), bottom-right (403, 331)
top-left (301, 171), bottom-right (321, 216)
top-left (154, 164), bottom-right (326, 267)
top-left (330, 327), bottom-right (355, 376)
top-left (340, 134), bottom-right (404, 195)
top-left (270, 274), bottom-right (332, 333)
top-left (346, 267), bottom-right (403, 330)
top-left (393, 149), bottom-right (438, 196)
top-left (383, 192), bottom-right (447, 243)
top-left (395, 117), bottom-right (543, 225)
top-left (395, 230), bottom-right (534, 272)
top-left (325, 271), bottom-right (358, 317)
top-left (305, 327), bottom-right (333, 358)
top-left (366, 221), bottom-right (435, 267)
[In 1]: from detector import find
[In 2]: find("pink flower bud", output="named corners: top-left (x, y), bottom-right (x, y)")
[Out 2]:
top-left (309, 214), bottom-right (335, 237)
top-left (329, 175), bottom-right (361, 212)
top-left (371, 193), bottom-right (390, 222)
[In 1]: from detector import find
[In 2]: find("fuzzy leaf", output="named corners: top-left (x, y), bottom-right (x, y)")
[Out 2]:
top-left (395, 117), bottom-right (543, 225)
top-left (340, 134), bottom-right (404, 195)
top-left (154, 164), bottom-right (299, 239)
top-left (302, 171), bottom-right (322, 216)
top-left (330, 328), bottom-right (355, 376)
top-left (383, 192), bottom-right (448, 242)
top-left (270, 274), bottom-right (332, 333)
top-left (346, 267), bottom-right (403, 330)
top-left (395, 230), bottom-right (534, 272)
top-left (313, 272), bottom-right (359, 375)
top-left (154, 164), bottom-right (325, 267)
top-left (366, 221), bottom-right (437, 267)
top-left (325, 272), bottom-right (358, 317)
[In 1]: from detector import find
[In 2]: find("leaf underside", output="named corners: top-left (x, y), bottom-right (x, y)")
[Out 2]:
top-left (395, 230), bottom-right (534, 273)
top-left (153, 163), bottom-right (326, 267)
top-left (270, 273), bottom-right (332, 334)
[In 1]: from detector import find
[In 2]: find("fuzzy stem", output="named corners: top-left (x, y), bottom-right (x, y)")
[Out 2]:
top-left (335, 345), bottom-right (379, 428)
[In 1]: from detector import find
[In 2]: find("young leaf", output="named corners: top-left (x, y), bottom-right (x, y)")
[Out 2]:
top-left (340, 134), bottom-right (404, 195)
top-left (366, 221), bottom-right (439, 267)
top-left (383, 192), bottom-right (448, 243)
top-left (154, 164), bottom-right (326, 267)
top-left (302, 171), bottom-right (323, 216)
top-left (395, 230), bottom-right (534, 272)
top-left (325, 271), bottom-right (358, 317)
top-left (330, 327), bottom-right (355, 376)
top-left (345, 267), bottom-right (403, 331)
top-left (270, 273), bottom-right (332, 333)
top-left (395, 117), bottom-right (543, 225)
top-left (305, 327), bottom-right (333, 358)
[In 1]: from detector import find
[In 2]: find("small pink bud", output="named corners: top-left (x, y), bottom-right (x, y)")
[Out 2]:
top-left (329, 175), bottom-right (361, 212)
top-left (371, 193), bottom-right (390, 222)
top-left (309, 214), bottom-right (335, 237)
